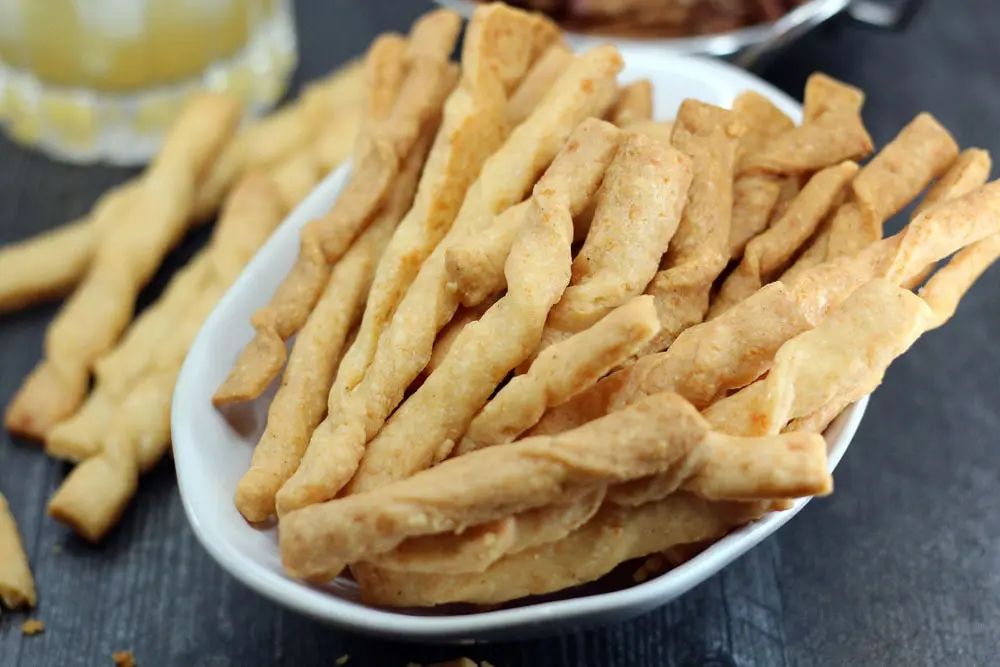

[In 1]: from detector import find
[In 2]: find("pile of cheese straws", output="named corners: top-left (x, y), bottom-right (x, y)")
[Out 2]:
top-left (2, 2), bottom-right (998, 612)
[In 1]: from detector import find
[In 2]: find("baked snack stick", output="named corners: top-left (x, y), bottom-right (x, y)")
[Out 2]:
top-left (329, 4), bottom-right (558, 402)
top-left (531, 132), bottom-right (693, 354)
top-left (781, 113), bottom-right (960, 281)
top-left (506, 43), bottom-right (573, 127)
top-left (5, 94), bottom-right (242, 441)
top-left (608, 79), bottom-right (653, 127)
top-left (530, 281), bottom-right (812, 437)
top-left (48, 176), bottom-right (286, 542)
top-left (358, 494), bottom-right (771, 607)
top-left (445, 118), bottom-right (622, 308)
top-left (709, 161), bottom-right (859, 318)
top-left (213, 10), bottom-right (462, 405)
top-left (704, 279), bottom-right (931, 437)
top-left (640, 100), bottom-right (743, 354)
top-left (275, 47), bottom-right (624, 514)
top-left (0, 493), bottom-right (36, 609)
top-left (44, 254), bottom-right (215, 462)
top-left (802, 73), bottom-right (864, 123)
top-left (456, 296), bottom-right (660, 454)
top-left (233, 127), bottom-right (433, 523)
top-left (279, 392), bottom-right (826, 580)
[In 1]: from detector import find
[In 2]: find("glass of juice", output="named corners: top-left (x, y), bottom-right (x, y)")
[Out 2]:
top-left (0, 0), bottom-right (297, 164)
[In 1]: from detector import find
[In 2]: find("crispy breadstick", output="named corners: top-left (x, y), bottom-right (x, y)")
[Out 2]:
top-left (914, 148), bottom-right (992, 218)
top-left (704, 280), bottom-right (931, 437)
top-left (456, 296), bottom-right (660, 454)
top-left (0, 218), bottom-right (90, 314)
top-left (233, 129), bottom-right (432, 523)
top-left (275, 46), bottom-right (624, 514)
top-left (330, 5), bottom-right (556, 401)
top-left (711, 161), bottom-right (859, 318)
top-left (728, 91), bottom-right (796, 259)
top-left (803, 73), bottom-right (864, 123)
top-left (268, 151), bottom-right (325, 212)
top-left (445, 118), bottom-right (623, 307)
top-left (214, 11), bottom-right (462, 405)
top-left (44, 254), bottom-right (215, 462)
top-left (279, 392), bottom-right (826, 580)
top-left (530, 282), bottom-right (812, 436)
top-left (344, 190), bottom-right (577, 494)
top-left (506, 43), bottom-right (573, 126)
top-left (608, 79), bottom-right (653, 127)
top-left (5, 95), bottom-right (241, 441)
top-left (47, 176), bottom-right (286, 542)
top-left (0, 493), bottom-right (36, 609)
top-left (369, 487), bottom-right (605, 574)
top-left (740, 109), bottom-right (873, 177)
top-left (356, 493), bottom-right (769, 607)
top-left (425, 300), bottom-right (494, 377)
top-left (641, 100), bottom-right (743, 354)
top-left (533, 132), bottom-right (692, 353)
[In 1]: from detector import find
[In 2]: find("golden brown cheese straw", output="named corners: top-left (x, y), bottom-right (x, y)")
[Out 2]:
top-left (268, 151), bottom-right (325, 212)
top-left (740, 109), bottom-right (873, 177)
top-left (446, 119), bottom-right (622, 308)
top-left (356, 495), bottom-right (772, 607)
top-left (803, 73), bottom-right (864, 123)
top-left (456, 296), bottom-right (661, 454)
top-left (0, 218), bottom-right (90, 314)
top-left (344, 189), bottom-right (577, 494)
top-left (534, 132), bottom-right (693, 352)
top-left (919, 234), bottom-right (1000, 330)
top-left (530, 282), bottom-right (812, 436)
top-left (425, 301), bottom-right (493, 377)
top-left (704, 280), bottom-right (931, 437)
top-left (506, 43), bottom-right (573, 127)
top-left (641, 100), bottom-right (743, 354)
top-left (44, 254), bottom-right (215, 462)
top-left (279, 393), bottom-right (826, 580)
top-left (276, 45), bottom-right (624, 514)
top-left (214, 10), bottom-right (462, 406)
top-left (330, 5), bottom-right (554, 401)
top-left (0, 493), bottom-right (36, 609)
top-left (5, 95), bottom-right (241, 440)
top-left (608, 79), bottom-right (653, 127)
top-left (233, 129), bottom-right (431, 523)
top-left (627, 120), bottom-right (675, 147)
top-left (47, 176), bottom-right (286, 542)
top-left (710, 161), bottom-right (859, 318)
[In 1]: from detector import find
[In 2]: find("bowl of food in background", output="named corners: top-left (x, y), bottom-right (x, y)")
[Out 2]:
top-left (435, 0), bottom-right (924, 68)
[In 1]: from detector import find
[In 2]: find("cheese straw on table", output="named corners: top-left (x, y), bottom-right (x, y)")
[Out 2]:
top-left (47, 174), bottom-right (286, 542)
top-left (5, 95), bottom-right (241, 441)
top-left (0, 493), bottom-right (36, 609)
top-left (275, 48), bottom-right (623, 514)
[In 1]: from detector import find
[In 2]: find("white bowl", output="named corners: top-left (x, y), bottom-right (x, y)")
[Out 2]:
top-left (172, 50), bottom-right (868, 642)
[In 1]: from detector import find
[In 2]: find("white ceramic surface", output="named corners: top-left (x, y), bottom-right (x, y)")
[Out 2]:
top-left (172, 50), bottom-right (869, 642)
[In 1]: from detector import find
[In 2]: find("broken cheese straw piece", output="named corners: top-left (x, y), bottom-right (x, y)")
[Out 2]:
top-left (359, 494), bottom-right (770, 607)
top-left (728, 91), bottom-right (796, 259)
top-left (640, 100), bottom-right (743, 354)
top-left (47, 175), bottom-right (285, 542)
top-left (608, 79), bottom-right (653, 127)
top-left (532, 132), bottom-right (693, 355)
top-left (279, 391), bottom-right (826, 580)
top-left (710, 160), bottom-right (859, 319)
top-left (345, 184), bottom-right (578, 494)
top-left (275, 46), bottom-right (624, 514)
top-left (802, 72), bottom-right (864, 123)
top-left (233, 127), bottom-right (433, 523)
top-left (445, 119), bottom-right (622, 308)
top-left (370, 487), bottom-right (606, 574)
top-left (330, 5), bottom-right (555, 402)
top-left (212, 10), bottom-right (462, 405)
top-left (456, 295), bottom-right (661, 454)
top-left (703, 279), bottom-right (932, 438)
top-left (506, 43), bottom-right (572, 127)
top-left (530, 282), bottom-right (812, 437)
top-left (0, 493), bottom-right (36, 609)
top-left (44, 254), bottom-right (215, 462)
top-left (4, 94), bottom-right (242, 441)
top-left (782, 113), bottom-right (960, 282)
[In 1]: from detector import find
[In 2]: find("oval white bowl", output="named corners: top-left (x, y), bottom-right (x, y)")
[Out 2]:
top-left (172, 50), bottom-right (868, 642)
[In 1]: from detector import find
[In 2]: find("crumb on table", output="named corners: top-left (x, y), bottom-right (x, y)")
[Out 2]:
top-left (335, 655), bottom-right (349, 666)
top-left (21, 619), bottom-right (45, 635)
top-left (112, 650), bottom-right (136, 667)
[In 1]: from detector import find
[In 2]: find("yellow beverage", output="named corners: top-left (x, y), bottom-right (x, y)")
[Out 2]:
top-left (0, 0), bottom-right (296, 164)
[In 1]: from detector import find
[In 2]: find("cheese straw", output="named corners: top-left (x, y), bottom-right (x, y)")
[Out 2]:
top-left (0, 493), bottom-right (36, 609)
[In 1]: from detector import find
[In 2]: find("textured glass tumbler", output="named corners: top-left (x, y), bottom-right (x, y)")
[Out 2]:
top-left (0, 0), bottom-right (298, 165)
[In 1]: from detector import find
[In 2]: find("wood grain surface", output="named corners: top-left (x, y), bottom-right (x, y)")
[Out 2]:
top-left (1, 1), bottom-right (999, 665)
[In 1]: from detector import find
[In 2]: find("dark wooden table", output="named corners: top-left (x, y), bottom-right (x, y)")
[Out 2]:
top-left (2, 1), bottom-right (999, 665)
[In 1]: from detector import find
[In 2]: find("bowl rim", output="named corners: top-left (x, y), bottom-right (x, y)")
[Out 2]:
top-left (172, 51), bottom-right (867, 640)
